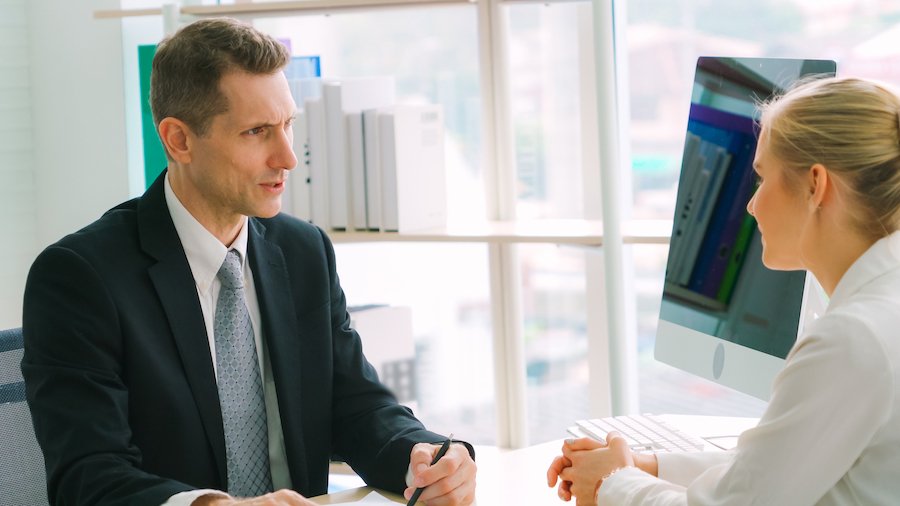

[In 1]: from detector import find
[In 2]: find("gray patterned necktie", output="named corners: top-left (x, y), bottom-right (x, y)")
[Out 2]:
top-left (214, 250), bottom-right (273, 497)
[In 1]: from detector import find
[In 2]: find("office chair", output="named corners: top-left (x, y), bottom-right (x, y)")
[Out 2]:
top-left (0, 327), bottom-right (49, 505)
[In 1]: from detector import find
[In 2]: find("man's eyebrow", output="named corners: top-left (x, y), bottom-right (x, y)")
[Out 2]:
top-left (240, 113), bottom-right (299, 130)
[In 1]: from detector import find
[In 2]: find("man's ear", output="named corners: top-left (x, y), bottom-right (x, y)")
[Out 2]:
top-left (157, 117), bottom-right (193, 164)
top-left (808, 163), bottom-right (830, 211)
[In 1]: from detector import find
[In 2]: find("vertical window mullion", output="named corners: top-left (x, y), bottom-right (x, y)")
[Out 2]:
top-left (478, 0), bottom-right (529, 448)
top-left (589, 0), bottom-right (639, 416)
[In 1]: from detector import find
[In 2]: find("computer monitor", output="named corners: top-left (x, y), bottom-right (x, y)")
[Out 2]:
top-left (654, 56), bottom-right (835, 401)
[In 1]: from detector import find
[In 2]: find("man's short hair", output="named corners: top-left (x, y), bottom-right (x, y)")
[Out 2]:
top-left (150, 17), bottom-right (290, 136)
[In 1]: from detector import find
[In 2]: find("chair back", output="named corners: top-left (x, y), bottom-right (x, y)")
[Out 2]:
top-left (0, 327), bottom-right (49, 505)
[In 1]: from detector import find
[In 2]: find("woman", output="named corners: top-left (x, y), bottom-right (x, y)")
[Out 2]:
top-left (547, 77), bottom-right (900, 505)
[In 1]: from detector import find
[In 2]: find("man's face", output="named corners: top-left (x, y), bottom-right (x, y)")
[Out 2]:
top-left (180, 70), bottom-right (297, 232)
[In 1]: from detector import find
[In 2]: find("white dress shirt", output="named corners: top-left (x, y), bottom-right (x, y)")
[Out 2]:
top-left (598, 230), bottom-right (900, 505)
top-left (161, 175), bottom-right (292, 505)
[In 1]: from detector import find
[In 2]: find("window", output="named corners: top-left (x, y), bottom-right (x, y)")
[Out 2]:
top-left (257, 7), bottom-right (499, 444)
top-left (111, 0), bottom-right (900, 447)
top-left (627, 0), bottom-right (900, 416)
top-left (335, 242), bottom-right (496, 443)
top-left (505, 1), bottom-right (596, 443)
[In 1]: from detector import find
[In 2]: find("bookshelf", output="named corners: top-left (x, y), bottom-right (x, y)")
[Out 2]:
top-left (95, 0), bottom-right (642, 449)
top-left (329, 219), bottom-right (671, 246)
top-left (94, 0), bottom-right (470, 21)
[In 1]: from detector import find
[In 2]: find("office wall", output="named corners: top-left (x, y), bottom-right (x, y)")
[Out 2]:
top-left (29, 0), bottom-right (130, 247)
top-left (0, 0), bottom-right (37, 328)
top-left (0, 0), bottom-right (130, 328)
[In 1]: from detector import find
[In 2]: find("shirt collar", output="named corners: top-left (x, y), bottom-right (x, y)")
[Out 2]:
top-left (164, 173), bottom-right (250, 295)
top-left (828, 229), bottom-right (900, 310)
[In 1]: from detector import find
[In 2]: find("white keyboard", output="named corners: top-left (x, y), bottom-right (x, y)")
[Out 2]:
top-left (568, 414), bottom-right (705, 454)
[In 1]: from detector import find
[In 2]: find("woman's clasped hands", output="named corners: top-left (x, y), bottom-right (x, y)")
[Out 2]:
top-left (545, 432), bottom-right (638, 506)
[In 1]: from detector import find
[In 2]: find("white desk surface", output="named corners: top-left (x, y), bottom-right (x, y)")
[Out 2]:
top-left (310, 440), bottom-right (564, 505)
top-left (310, 415), bottom-right (758, 505)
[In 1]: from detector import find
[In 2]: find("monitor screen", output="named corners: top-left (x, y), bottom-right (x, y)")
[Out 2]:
top-left (654, 56), bottom-right (835, 401)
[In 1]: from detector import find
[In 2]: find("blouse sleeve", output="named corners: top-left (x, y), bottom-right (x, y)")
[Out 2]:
top-left (597, 467), bottom-right (688, 505)
top-left (597, 310), bottom-right (892, 506)
top-left (657, 451), bottom-right (732, 487)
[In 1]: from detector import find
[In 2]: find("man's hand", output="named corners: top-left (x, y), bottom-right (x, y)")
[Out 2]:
top-left (403, 442), bottom-right (476, 505)
top-left (193, 489), bottom-right (317, 506)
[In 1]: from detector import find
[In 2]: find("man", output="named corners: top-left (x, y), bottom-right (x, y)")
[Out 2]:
top-left (22, 17), bottom-right (475, 506)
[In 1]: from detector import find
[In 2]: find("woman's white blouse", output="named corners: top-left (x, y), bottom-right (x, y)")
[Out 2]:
top-left (598, 231), bottom-right (900, 505)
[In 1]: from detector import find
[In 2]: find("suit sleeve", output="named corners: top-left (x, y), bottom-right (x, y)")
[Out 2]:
top-left (314, 228), bottom-right (473, 493)
top-left (22, 246), bottom-right (194, 506)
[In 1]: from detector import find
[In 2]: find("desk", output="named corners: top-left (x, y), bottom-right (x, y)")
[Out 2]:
top-left (310, 487), bottom-right (405, 504)
top-left (310, 416), bottom-right (757, 505)
top-left (310, 440), bottom-right (563, 505)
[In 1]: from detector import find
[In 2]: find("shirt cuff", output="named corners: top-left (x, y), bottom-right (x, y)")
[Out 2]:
top-left (406, 464), bottom-right (415, 488)
top-left (161, 489), bottom-right (230, 506)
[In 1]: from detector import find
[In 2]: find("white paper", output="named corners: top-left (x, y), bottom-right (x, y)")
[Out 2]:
top-left (327, 490), bottom-right (397, 505)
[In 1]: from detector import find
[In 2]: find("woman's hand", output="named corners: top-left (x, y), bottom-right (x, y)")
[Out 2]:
top-left (547, 432), bottom-right (636, 506)
top-left (546, 437), bottom-right (607, 502)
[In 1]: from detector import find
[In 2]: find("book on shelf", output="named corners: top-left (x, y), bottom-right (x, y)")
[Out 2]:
top-left (673, 141), bottom-right (730, 287)
top-left (288, 77), bottom-right (322, 107)
top-left (284, 55), bottom-right (321, 80)
top-left (666, 132), bottom-right (702, 285)
top-left (282, 56), bottom-right (320, 223)
top-left (304, 97), bottom-right (330, 227)
top-left (323, 77), bottom-right (395, 230)
top-left (378, 104), bottom-right (447, 233)
top-left (716, 212), bottom-right (756, 304)
top-left (286, 55), bottom-right (322, 107)
top-left (287, 108), bottom-right (310, 221)
top-left (665, 104), bottom-right (759, 312)
top-left (346, 112), bottom-right (368, 231)
top-left (686, 106), bottom-right (759, 302)
top-left (363, 108), bottom-right (382, 231)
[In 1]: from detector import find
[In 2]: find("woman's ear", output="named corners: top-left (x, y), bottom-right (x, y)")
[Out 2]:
top-left (808, 163), bottom-right (830, 211)
top-left (157, 117), bottom-right (193, 164)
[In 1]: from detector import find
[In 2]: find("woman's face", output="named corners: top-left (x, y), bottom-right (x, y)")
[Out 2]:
top-left (747, 131), bottom-right (810, 270)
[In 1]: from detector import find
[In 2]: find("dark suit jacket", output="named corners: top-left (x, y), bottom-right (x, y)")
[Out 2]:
top-left (22, 173), bottom-right (452, 506)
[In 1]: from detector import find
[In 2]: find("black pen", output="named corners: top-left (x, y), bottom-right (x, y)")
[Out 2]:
top-left (406, 433), bottom-right (454, 506)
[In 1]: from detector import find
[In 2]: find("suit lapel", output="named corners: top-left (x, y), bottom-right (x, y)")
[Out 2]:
top-left (138, 173), bottom-right (228, 486)
top-left (247, 219), bottom-right (310, 492)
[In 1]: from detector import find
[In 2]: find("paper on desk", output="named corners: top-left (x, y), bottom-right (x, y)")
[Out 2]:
top-left (328, 491), bottom-right (396, 505)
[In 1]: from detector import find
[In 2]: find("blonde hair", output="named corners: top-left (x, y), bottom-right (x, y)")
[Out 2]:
top-left (759, 77), bottom-right (900, 239)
